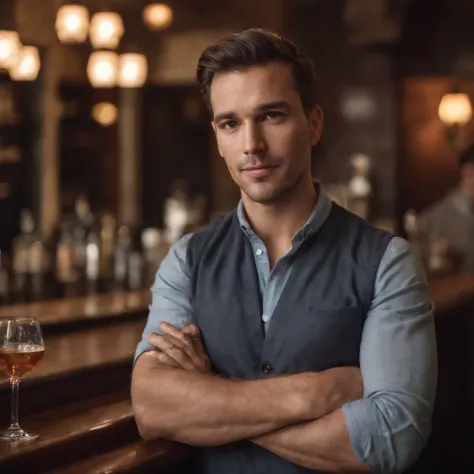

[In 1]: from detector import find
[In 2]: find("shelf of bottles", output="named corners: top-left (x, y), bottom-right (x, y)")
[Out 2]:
top-left (0, 194), bottom-right (172, 305)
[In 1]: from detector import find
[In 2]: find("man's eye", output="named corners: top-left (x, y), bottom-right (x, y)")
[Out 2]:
top-left (262, 111), bottom-right (284, 120)
top-left (222, 120), bottom-right (238, 130)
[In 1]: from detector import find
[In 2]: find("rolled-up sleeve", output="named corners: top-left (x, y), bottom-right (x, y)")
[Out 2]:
top-left (134, 233), bottom-right (195, 363)
top-left (342, 236), bottom-right (438, 474)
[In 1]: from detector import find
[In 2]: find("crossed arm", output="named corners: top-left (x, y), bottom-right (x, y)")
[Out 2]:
top-left (131, 333), bottom-right (367, 472)
top-left (131, 235), bottom-right (437, 474)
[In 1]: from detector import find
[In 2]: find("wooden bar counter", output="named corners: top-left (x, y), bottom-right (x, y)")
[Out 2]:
top-left (0, 274), bottom-right (473, 472)
top-left (0, 290), bottom-right (151, 328)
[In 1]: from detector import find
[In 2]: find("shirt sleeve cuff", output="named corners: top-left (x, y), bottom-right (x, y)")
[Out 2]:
top-left (133, 341), bottom-right (156, 366)
top-left (342, 399), bottom-right (425, 474)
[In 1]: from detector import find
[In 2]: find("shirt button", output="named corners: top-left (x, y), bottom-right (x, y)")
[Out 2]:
top-left (261, 364), bottom-right (274, 374)
top-left (262, 314), bottom-right (269, 323)
top-left (255, 248), bottom-right (263, 256)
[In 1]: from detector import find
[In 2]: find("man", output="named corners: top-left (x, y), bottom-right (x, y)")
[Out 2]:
top-left (419, 143), bottom-right (474, 272)
top-left (131, 29), bottom-right (437, 474)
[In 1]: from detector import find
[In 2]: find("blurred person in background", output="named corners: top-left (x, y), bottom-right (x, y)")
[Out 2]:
top-left (132, 28), bottom-right (437, 474)
top-left (419, 143), bottom-right (474, 273)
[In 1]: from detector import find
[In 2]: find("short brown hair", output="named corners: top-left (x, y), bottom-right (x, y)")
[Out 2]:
top-left (196, 28), bottom-right (317, 115)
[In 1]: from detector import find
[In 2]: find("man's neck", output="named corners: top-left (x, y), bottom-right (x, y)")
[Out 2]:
top-left (241, 177), bottom-right (318, 246)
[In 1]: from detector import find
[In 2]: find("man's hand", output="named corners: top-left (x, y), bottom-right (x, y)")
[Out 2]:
top-left (147, 322), bottom-right (212, 374)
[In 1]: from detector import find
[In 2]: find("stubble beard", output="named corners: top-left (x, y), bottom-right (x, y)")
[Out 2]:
top-left (239, 167), bottom-right (307, 205)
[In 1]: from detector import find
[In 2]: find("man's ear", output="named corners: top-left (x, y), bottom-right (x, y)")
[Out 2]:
top-left (308, 106), bottom-right (323, 145)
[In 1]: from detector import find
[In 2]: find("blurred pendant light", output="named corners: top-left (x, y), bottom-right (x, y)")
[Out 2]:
top-left (87, 51), bottom-right (118, 88)
top-left (118, 53), bottom-right (147, 87)
top-left (89, 12), bottom-right (124, 50)
top-left (0, 30), bottom-right (21, 70)
top-left (92, 101), bottom-right (118, 126)
top-left (55, 5), bottom-right (89, 43)
top-left (9, 46), bottom-right (41, 81)
top-left (143, 3), bottom-right (173, 30)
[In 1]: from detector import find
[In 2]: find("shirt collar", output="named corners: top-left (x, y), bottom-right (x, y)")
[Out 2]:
top-left (237, 182), bottom-right (332, 241)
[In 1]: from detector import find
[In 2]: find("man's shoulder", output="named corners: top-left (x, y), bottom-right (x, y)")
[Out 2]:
top-left (185, 210), bottom-right (239, 264)
top-left (331, 203), bottom-right (394, 242)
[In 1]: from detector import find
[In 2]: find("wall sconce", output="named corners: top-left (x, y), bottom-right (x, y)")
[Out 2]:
top-left (143, 4), bottom-right (173, 30)
top-left (9, 46), bottom-right (40, 81)
top-left (89, 12), bottom-right (124, 50)
top-left (55, 5), bottom-right (89, 44)
top-left (0, 30), bottom-right (21, 70)
top-left (118, 53), bottom-right (147, 88)
top-left (438, 91), bottom-right (473, 148)
top-left (87, 51), bottom-right (118, 88)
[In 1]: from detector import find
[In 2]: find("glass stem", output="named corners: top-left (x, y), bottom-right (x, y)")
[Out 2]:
top-left (10, 378), bottom-right (20, 429)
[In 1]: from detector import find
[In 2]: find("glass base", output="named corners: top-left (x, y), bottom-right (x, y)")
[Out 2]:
top-left (0, 426), bottom-right (38, 442)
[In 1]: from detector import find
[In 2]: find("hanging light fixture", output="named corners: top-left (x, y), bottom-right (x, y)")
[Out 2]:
top-left (0, 30), bottom-right (21, 70)
top-left (9, 46), bottom-right (41, 81)
top-left (143, 3), bottom-right (173, 30)
top-left (118, 53), bottom-right (147, 87)
top-left (55, 5), bottom-right (89, 43)
top-left (89, 12), bottom-right (124, 50)
top-left (87, 51), bottom-right (118, 88)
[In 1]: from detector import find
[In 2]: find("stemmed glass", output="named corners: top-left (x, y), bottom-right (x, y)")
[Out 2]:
top-left (0, 318), bottom-right (44, 441)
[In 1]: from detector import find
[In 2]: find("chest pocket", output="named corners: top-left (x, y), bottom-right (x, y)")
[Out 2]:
top-left (266, 306), bottom-right (365, 374)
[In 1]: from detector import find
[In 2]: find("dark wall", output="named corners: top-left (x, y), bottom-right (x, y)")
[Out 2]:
top-left (286, 0), bottom-right (398, 223)
top-left (141, 85), bottom-right (212, 228)
top-left (58, 84), bottom-right (119, 216)
top-left (0, 76), bottom-right (41, 253)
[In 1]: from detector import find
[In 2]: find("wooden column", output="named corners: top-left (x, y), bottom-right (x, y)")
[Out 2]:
top-left (39, 43), bottom-right (61, 239)
top-left (118, 88), bottom-right (142, 226)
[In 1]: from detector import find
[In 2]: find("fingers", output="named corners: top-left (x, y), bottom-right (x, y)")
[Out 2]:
top-left (147, 323), bottom-right (211, 374)
top-left (181, 324), bottom-right (211, 373)
top-left (153, 350), bottom-right (180, 368)
top-left (182, 324), bottom-right (207, 354)
top-left (159, 323), bottom-right (197, 360)
top-left (147, 332), bottom-right (195, 371)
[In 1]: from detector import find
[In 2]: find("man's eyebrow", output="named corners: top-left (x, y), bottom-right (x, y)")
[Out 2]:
top-left (214, 111), bottom-right (237, 123)
top-left (254, 101), bottom-right (292, 112)
top-left (214, 101), bottom-right (291, 122)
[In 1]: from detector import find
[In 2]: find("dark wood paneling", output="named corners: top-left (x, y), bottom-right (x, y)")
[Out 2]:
top-left (399, 77), bottom-right (474, 221)
top-left (141, 85), bottom-right (212, 228)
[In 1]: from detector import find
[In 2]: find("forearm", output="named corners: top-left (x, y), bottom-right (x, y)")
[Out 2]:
top-left (252, 409), bottom-right (370, 473)
top-left (132, 354), bottom-right (310, 445)
top-left (132, 353), bottom-right (357, 446)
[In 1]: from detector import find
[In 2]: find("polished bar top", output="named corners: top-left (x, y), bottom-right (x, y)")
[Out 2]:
top-left (0, 391), bottom-right (131, 463)
top-left (0, 290), bottom-right (150, 326)
top-left (0, 319), bottom-right (144, 389)
top-left (45, 438), bottom-right (192, 474)
top-left (0, 272), bottom-right (472, 326)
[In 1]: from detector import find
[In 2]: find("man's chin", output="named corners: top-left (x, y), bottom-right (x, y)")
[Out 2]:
top-left (242, 183), bottom-right (287, 204)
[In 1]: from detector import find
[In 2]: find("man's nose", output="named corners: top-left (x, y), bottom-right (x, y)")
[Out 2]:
top-left (243, 122), bottom-right (267, 155)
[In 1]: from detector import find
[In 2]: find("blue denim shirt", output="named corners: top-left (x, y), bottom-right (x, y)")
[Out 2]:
top-left (135, 187), bottom-right (437, 474)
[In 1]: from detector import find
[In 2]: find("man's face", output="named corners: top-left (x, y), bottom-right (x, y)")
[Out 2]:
top-left (461, 162), bottom-right (474, 201)
top-left (210, 61), bottom-right (322, 204)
